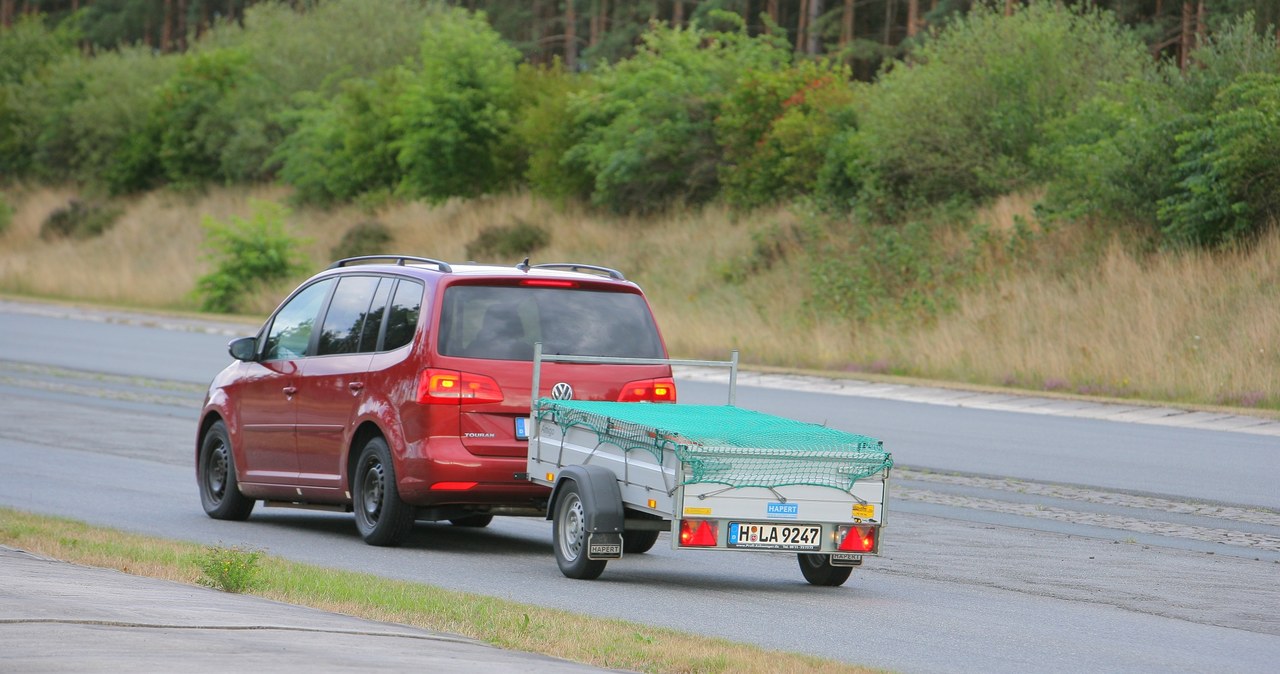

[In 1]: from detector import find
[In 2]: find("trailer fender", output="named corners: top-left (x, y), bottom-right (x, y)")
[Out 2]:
top-left (546, 465), bottom-right (624, 534)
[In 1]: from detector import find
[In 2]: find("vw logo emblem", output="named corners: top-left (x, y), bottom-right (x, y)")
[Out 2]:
top-left (551, 382), bottom-right (574, 400)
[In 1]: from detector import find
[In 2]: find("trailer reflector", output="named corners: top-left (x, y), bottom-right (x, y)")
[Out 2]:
top-left (679, 519), bottom-right (718, 547)
top-left (836, 524), bottom-right (876, 553)
top-left (431, 481), bottom-right (479, 491)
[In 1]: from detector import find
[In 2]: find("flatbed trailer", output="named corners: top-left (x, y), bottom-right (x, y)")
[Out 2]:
top-left (527, 345), bottom-right (892, 586)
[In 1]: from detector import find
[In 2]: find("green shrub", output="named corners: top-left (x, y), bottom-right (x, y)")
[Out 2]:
top-left (1158, 73), bottom-right (1280, 247)
top-left (563, 16), bottom-right (790, 213)
top-left (0, 195), bottom-right (12, 236)
top-left (717, 59), bottom-right (857, 210)
top-left (465, 220), bottom-right (550, 261)
top-left (39, 200), bottom-right (122, 240)
top-left (393, 8), bottom-right (523, 202)
top-left (516, 63), bottom-right (591, 203)
top-left (195, 201), bottom-right (308, 314)
top-left (331, 221), bottom-right (394, 261)
top-left (274, 71), bottom-right (409, 205)
top-left (848, 1), bottom-right (1149, 212)
top-left (195, 545), bottom-right (262, 593)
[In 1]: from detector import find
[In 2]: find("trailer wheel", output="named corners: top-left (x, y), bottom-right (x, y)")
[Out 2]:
top-left (553, 481), bottom-right (607, 580)
top-left (623, 530), bottom-right (659, 554)
top-left (797, 553), bottom-right (853, 587)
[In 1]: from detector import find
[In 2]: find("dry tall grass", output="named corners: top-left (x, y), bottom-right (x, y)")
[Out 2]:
top-left (1, 185), bottom-right (1274, 408)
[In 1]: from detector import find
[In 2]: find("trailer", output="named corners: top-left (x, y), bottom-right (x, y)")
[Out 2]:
top-left (527, 345), bottom-right (893, 586)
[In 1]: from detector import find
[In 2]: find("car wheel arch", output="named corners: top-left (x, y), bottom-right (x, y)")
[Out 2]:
top-left (347, 420), bottom-right (387, 491)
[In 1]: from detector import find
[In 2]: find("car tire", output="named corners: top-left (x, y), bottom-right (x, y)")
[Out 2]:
top-left (352, 436), bottom-right (415, 546)
top-left (552, 481), bottom-right (607, 580)
top-left (797, 553), bottom-right (853, 587)
top-left (622, 529), bottom-right (660, 554)
top-left (198, 420), bottom-right (255, 521)
top-left (448, 514), bottom-right (494, 528)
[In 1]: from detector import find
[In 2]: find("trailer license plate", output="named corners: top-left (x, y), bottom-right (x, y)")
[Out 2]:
top-left (728, 522), bottom-right (822, 551)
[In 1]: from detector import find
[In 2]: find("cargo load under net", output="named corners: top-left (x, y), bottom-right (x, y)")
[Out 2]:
top-left (535, 400), bottom-right (893, 492)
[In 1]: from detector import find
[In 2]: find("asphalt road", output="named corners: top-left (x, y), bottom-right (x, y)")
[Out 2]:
top-left (1, 299), bottom-right (1277, 673)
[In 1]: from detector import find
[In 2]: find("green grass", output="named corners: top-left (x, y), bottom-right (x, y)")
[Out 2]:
top-left (0, 507), bottom-right (884, 674)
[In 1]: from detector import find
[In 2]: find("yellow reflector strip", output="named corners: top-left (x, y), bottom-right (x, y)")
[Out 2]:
top-left (684, 507), bottom-right (712, 516)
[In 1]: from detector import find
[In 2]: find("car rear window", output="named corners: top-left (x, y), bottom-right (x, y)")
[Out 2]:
top-left (437, 285), bottom-right (663, 361)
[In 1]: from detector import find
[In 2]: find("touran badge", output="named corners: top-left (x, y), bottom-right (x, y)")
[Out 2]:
top-left (551, 382), bottom-right (574, 400)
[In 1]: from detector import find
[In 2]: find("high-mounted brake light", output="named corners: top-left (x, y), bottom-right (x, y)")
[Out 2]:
top-left (679, 519), bottom-right (718, 547)
top-left (519, 279), bottom-right (577, 288)
top-left (417, 369), bottom-right (504, 404)
top-left (836, 524), bottom-right (877, 553)
top-left (618, 377), bottom-right (677, 403)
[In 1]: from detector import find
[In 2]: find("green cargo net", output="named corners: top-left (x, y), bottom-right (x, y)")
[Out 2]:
top-left (535, 400), bottom-right (892, 492)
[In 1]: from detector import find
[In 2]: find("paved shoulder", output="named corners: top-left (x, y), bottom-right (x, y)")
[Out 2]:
top-left (0, 546), bottom-right (612, 674)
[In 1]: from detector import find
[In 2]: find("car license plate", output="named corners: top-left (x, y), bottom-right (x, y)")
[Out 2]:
top-left (727, 522), bottom-right (822, 551)
top-left (515, 417), bottom-right (528, 440)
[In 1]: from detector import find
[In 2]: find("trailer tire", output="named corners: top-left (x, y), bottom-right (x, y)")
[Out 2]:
top-left (798, 554), bottom-right (853, 587)
top-left (553, 481), bottom-right (607, 580)
top-left (623, 530), bottom-right (660, 554)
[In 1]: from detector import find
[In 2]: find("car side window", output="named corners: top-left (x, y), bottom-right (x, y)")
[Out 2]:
top-left (383, 279), bottom-right (424, 351)
top-left (317, 276), bottom-right (382, 356)
top-left (262, 279), bottom-right (334, 361)
top-left (357, 279), bottom-right (392, 353)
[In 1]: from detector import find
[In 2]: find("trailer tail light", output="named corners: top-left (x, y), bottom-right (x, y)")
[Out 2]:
top-left (836, 524), bottom-right (877, 553)
top-left (679, 519), bottom-right (718, 547)
top-left (417, 369), bottom-right (504, 404)
top-left (618, 377), bottom-right (677, 403)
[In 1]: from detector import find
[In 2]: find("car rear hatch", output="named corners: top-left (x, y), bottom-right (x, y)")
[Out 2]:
top-left (430, 278), bottom-right (673, 457)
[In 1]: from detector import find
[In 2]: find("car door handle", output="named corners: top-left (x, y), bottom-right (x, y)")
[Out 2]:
top-left (348, 382), bottom-right (365, 392)
top-left (282, 386), bottom-right (298, 396)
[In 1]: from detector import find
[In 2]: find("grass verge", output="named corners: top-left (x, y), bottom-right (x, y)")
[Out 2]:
top-left (0, 507), bottom-right (882, 674)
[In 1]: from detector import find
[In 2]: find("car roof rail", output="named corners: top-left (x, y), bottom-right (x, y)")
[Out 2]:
top-left (529, 263), bottom-right (626, 281)
top-left (328, 255), bottom-right (453, 272)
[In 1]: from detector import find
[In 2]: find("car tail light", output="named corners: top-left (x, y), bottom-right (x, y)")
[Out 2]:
top-left (618, 377), bottom-right (677, 403)
top-left (417, 369), bottom-right (504, 404)
top-left (679, 519), bottom-right (718, 547)
top-left (836, 524), bottom-right (876, 553)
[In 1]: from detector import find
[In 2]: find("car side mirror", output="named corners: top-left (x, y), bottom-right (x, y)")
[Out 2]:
top-left (228, 336), bottom-right (258, 362)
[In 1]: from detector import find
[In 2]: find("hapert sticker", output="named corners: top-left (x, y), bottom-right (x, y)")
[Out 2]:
top-left (766, 502), bottom-right (799, 519)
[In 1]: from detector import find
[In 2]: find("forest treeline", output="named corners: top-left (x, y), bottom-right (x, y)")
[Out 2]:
top-left (1, 0), bottom-right (1278, 249)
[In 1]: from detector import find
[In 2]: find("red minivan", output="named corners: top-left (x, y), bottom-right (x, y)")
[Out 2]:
top-left (197, 256), bottom-right (674, 546)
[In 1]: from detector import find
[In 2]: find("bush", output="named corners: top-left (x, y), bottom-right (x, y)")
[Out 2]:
top-left (563, 17), bottom-right (790, 213)
top-left (0, 195), bottom-right (12, 236)
top-left (1158, 73), bottom-right (1280, 247)
top-left (393, 8), bottom-right (524, 202)
top-left (516, 63), bottom-right (591, 203)
top-left (331, 221), bottom-right (394, 261)
top-left (275, 71), bottom-right (409, 205)
top-left (39, 200), bottom-right (122, 240)
top-left (847, 1), bottom-right (1149, 212)
top-left (195, 201), bottom-right (308, 314)
top-left (195, 545), bottom-right (262, 593)
top-left (1039, 13), bottom-right (1280, 241)
top-left (717, 59), bottom-right (857, 210)
top-left (464, 219), bottom-right (550, 261)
